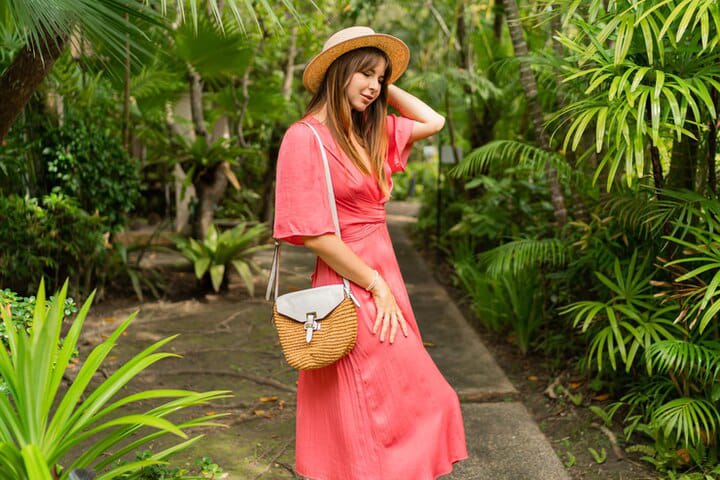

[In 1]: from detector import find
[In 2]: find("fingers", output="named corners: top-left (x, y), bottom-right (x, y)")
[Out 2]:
top-left (399, 311), bottom-right (409, 338)
top-left (372, 308), bottom-right (382, 335)
top-left (389, 312), bottom-right (398, 344)
top-left (380, 313), bottom-right (390, 342)
top-left (371, 295), bottom-right (409, 344)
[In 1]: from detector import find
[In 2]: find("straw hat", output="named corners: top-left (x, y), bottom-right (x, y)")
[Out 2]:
top-left (303, 26), bottom-right (410, 94)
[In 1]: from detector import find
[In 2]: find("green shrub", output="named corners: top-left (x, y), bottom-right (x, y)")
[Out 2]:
top-left (112, 452), bottom-right (224, 479)
top-left (42, 105), bottom-right (140, 230)
top-left (173, 222), bottom-right (270, 293)
top-left (0, 193), bottom-right (108, 294)
top-left (0, 288), bottom-right (77, 349)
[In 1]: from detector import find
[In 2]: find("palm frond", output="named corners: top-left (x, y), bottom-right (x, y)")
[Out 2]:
top-left (656, 0), bottom-right (720, 49)
top-left (602, 189), bottom-right (657, 238)
top-left (168, 0), bottom-right (304, 35)
top-left (4, 0), bottom-right (306, 67)
top-left (130, 66), bottom-right (186, 108)
top-left (603, 187), bottom-right (720, 242)
top-left (646, 340), bottom-right (720, 384)
top-left (652, 397), bottom-right (719, 447)
top-left (479, 238), bottom-right (568, 278)
top-left (173, 16), bottom-right (253, 80)
top-left (6, 0), bottom-right (162, 63)
top-left (449, 140), bottom-right (574, 181)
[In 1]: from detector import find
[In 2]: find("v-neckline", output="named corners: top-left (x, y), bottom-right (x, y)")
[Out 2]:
top-left (305, 116), bottom-right (374, 178)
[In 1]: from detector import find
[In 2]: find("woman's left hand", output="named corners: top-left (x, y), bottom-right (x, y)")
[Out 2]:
top-left (369, 276), bottom-right (409, 344)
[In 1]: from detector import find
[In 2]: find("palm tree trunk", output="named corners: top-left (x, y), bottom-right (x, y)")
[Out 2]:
top-left (650, 145), bottom-right (664, 190)
top-left (195, 163), bottom-right (228, 239)
top-left (502, 0), bottom-right (567, 225)
top-left (188, 66), bottom-right (228, 239)
top-left (668, 133), bottom-right (698, 190)
top-left (0, 33), bottom-right (67, 141)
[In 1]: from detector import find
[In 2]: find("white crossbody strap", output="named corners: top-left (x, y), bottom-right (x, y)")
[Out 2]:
top-left (266, 122), bottom-right (352, 301)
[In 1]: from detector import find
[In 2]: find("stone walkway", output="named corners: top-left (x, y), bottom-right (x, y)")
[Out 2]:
top-left (84, 201), bottom-right (570, 479)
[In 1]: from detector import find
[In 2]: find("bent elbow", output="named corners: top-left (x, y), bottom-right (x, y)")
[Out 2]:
top-left (302, 233), bottom-right (335, 254)
top-left (303, 235), bottom-right (321, 251)
top-left (431, 114), bottom-right (445, 134)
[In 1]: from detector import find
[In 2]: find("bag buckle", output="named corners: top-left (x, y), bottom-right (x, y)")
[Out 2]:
top-left (304, 312), bottom-right (321, 343)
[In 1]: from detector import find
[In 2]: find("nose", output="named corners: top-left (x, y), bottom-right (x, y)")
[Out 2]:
top-left (369, 77), bottom-right (380, 92)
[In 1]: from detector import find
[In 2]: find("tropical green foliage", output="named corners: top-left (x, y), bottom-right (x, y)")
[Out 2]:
top-left (0, 281), bottom-right (230, 479)
top-left (111, 452), bottom-right (224, 479)
top-left (5, 0), bottom-right (720, 475)
top-left (0, 193), bottom-right (107, 294)
top-left (413, 0), bottom-right (720, 474)
top-left (40, 103), bottom-right (140, 230)
top-left (0, 287), bottom-right (76, 349)
top-left (550, 0), bottom-right (720, 190)
top-left (1, 0), bottom-right (301, 63)
top-left (562, 251), bottom-right (682, 373)
top-left (173, 222), bottom-right (269, 293)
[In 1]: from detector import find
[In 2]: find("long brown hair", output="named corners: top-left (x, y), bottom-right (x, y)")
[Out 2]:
top-left (305, 47), bottom-right (392, 197)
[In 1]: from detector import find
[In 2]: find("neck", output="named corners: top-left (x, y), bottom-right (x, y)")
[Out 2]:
top-left (310, 104), bottom-right (328, 124)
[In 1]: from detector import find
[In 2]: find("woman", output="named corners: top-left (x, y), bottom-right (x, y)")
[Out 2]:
top-left (273, 26), bottom-right (468, 479)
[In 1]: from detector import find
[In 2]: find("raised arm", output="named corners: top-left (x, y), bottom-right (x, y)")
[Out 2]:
top-left (387, 84), bottom-right (445, 142)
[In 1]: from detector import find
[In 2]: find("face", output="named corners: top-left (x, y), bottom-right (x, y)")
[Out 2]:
top-left (345, 57), bottom-right (387, 112)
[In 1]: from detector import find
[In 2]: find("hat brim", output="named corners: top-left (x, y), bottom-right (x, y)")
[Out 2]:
top-left (302, 33), bottom-right (410, 94)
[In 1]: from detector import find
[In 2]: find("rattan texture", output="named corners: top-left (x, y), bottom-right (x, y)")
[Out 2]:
top-left (273, 295), bottom-right (358, 370)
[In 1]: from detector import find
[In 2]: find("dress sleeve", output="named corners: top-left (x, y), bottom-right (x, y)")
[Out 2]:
top-left (386, 114), bottom-right (415, 173)
top-left (273, 123), bottom-right (336, 246)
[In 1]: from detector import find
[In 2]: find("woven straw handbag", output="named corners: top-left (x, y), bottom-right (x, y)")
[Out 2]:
top-left (265, 122), bottom-right (359, 370)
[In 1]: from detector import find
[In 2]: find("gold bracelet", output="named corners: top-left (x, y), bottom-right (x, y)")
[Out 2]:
top-left (365, 270), bottom-right (379, 291)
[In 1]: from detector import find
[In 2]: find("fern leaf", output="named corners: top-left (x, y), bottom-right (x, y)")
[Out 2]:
top-left (449, 140), bottom-right (573, 181)
top-left (479, 238), bottom-right (568, 278)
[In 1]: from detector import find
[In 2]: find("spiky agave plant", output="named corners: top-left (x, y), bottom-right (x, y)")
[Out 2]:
top-left (0, 281), bottom-right (230, 479)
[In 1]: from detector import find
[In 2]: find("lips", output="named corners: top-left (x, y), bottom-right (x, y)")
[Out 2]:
top-left (362, 94), bottom-right (374, 102)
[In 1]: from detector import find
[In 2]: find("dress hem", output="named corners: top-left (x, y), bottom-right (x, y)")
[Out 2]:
top-left (295, 454), bottom-right (470, 480)
top-left (433, 454), bottom-right (470, 479)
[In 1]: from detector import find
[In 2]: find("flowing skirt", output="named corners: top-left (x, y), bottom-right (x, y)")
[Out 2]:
top-left (295, 222), bottom-right (468, 480)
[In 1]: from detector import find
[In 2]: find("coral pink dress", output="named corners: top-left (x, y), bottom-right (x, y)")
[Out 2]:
top-left (273, 114), bottom-right (468, 480)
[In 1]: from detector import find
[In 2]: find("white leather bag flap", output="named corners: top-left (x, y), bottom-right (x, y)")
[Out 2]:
top-left (275, 284), bottom-right (346, 323)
